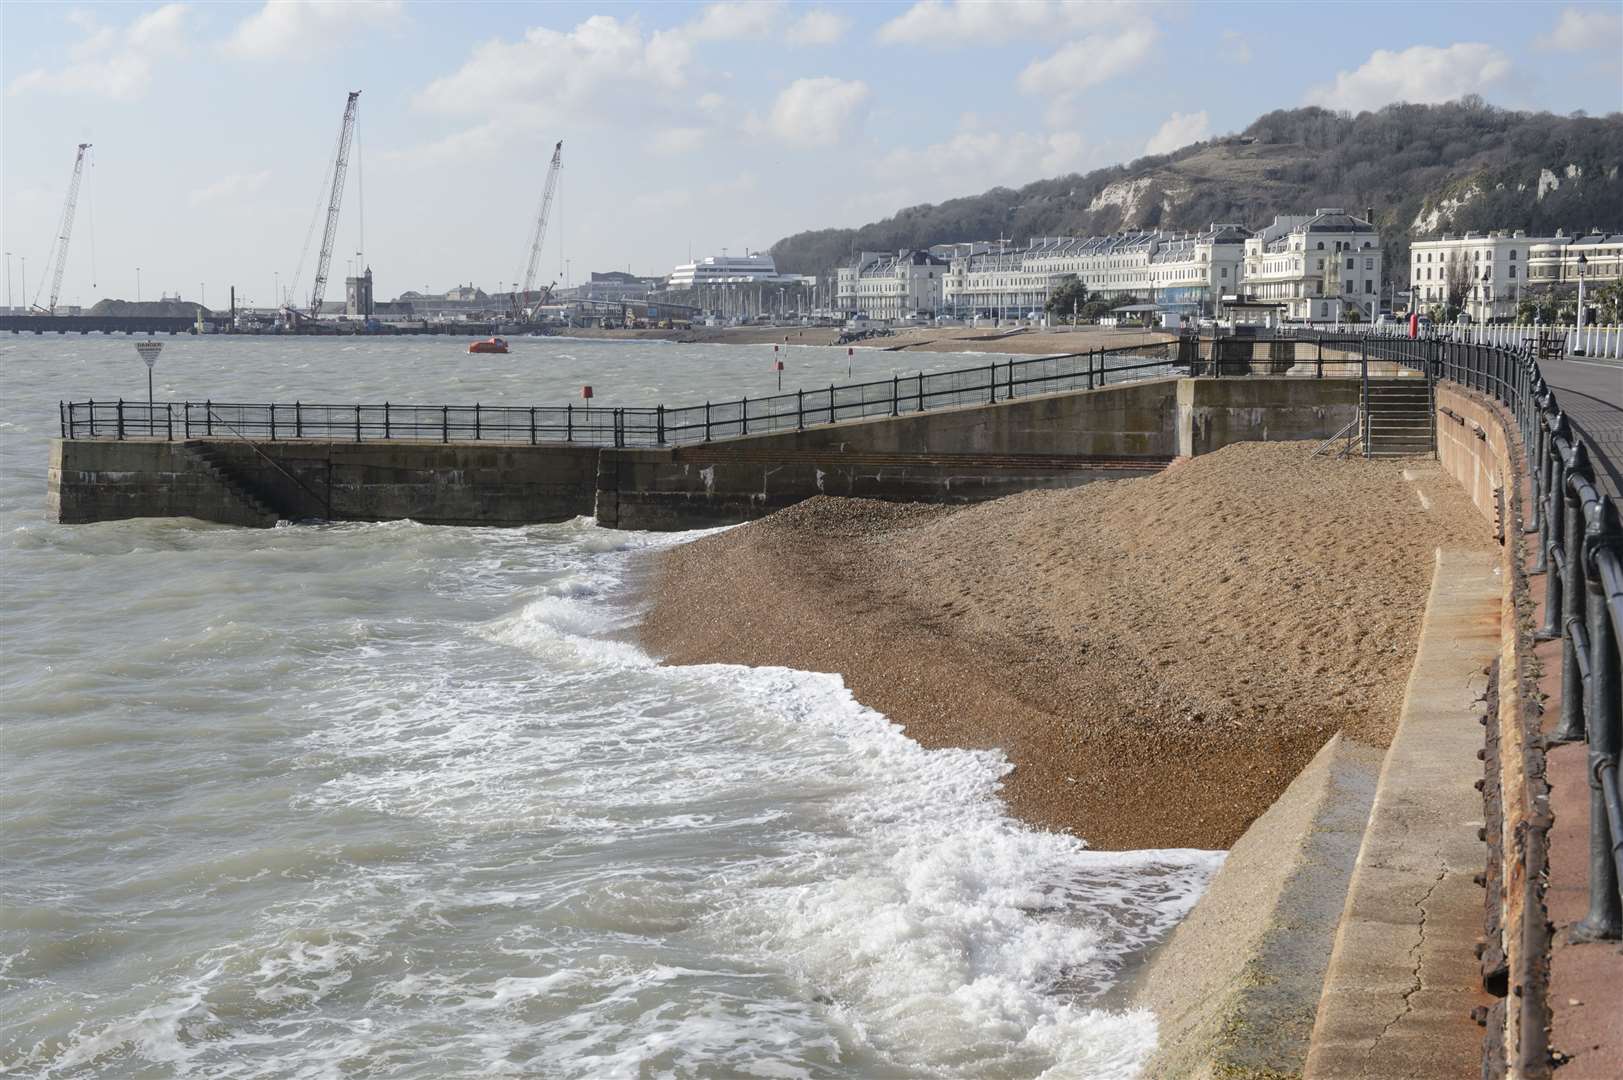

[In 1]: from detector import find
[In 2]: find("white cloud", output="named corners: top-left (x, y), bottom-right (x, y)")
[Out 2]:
top-left (1221, 29), bottom-right (1252, 64)
top-left (1536, 6), bottom-right (1623, 51)
top-left (1305, 43), bottom-right (1512, 112)
top-left (878, 0), bottom-right (1139, 46)
top-left (787, 8), bottom-right (851, 46)
top-left (685, 1), bottom-right (785, 41)
top-left (1018, 26), bottom-right (1158, 101)
top-left (1144, 111), bottom-right (1209, 155)
top-left (765, 77), bottom-right (870, 146)
top-left (226, 0), bottom-right (402, 59)
top-left (415, 16), bottom-right (690, 116)
top-left (651, 127), bottom-right (708, 156)
top-left (874, 128), bottom-right (1100, 206)
top-left (189, 170), bottom-right (272, 206)
top-left (7, 4), bottom-right (189, 100)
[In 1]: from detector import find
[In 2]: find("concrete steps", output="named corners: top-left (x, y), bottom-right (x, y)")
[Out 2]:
top-left (181, 443), bottom-right (280, 525)
top-left (1364, 380), bottom-right (1435, 458)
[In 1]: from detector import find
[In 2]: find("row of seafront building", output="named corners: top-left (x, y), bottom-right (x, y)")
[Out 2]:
top-left (828, 214), bottom-right (1623, 326)
top-left (835, 209), bottom-right (1386, 323)
top-left (1409, 229), bottom-right (1623, 322)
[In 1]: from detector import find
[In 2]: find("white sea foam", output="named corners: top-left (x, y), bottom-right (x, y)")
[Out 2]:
top-left (2, 337), bottom-right (1220, 1080)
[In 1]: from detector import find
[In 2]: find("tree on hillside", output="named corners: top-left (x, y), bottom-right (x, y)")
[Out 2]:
top-left (1045, 276), bottom-right (1090, 322)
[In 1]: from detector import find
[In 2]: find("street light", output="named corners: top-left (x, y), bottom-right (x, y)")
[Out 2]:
top-left (1574, 252), bottom-right (1588, 355)
top-left (136, 267), bottom-right (142, 303)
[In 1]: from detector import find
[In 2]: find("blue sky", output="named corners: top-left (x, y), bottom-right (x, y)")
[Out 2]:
top-left (3, 0), bottom-right (1620, 309)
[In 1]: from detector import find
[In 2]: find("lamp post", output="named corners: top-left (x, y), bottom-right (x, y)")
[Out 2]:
top-left (136, 267), bottom-right (142, 304)
top-left (1574, 252), bottom-right (1587, 355)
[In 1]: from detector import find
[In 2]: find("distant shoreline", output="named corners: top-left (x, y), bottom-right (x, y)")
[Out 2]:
top-left (556, 324), bottom-right (1178, 356)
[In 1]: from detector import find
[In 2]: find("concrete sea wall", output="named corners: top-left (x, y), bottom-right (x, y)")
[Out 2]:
top-left (49, 376), bottom-right (1382, 530)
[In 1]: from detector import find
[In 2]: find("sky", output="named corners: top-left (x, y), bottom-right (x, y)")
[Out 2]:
top-left (3, 0), bottom-right (1620, 309)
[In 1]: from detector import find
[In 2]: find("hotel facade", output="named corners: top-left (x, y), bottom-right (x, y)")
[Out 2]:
top-left (1240, 209), bottom-right (1383, 321)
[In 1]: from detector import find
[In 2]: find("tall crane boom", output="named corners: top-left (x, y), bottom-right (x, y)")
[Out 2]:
top-left (34, 143), bottom-right (91, 314)
top-left (309, 91), bottom-right (361, 319)
top-left (516, 141), bottom-right (563, 316)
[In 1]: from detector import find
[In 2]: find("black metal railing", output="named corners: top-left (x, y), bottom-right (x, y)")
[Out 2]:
top-left (59, 342), bottom-right (1188, 448)
top-left (1340, 331), bottom-right (1622, 940)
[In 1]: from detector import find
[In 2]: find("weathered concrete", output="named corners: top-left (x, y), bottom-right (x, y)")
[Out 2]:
top-left (1177, 377), bottom-right (1363, 458)
top-left (49, 439), bottom-right (274, 528)
top-left (1133, 734), bottom-right (1384, 1080)
top-left (50, 376), bottom-right (1382, 529)
top-left (1303, 548), bottom-right (1501, 1078)
top-left (594, 447), bottom-right (1165, 530)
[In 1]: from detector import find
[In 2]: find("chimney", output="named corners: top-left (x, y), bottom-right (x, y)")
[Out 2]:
top-left (1365, 207), bottom-right (1375, 225)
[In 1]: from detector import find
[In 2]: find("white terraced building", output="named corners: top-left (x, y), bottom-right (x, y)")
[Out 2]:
top-left (834, 250), bottom-right (950, 320)
top-left (937, 225), bottom-right (1249, 318)
top-left (1241, 209), bottom-right (1383, 321)
top-left (1527, 232), bottom-right (1623, 292)
top-left (1410, 231), bottom-right (1548, 322)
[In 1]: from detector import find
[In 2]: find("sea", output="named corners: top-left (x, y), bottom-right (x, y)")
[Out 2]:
top-left (0, 335), bottom-right (1222, 1079)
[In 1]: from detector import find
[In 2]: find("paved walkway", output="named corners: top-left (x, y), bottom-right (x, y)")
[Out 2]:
top-left (1304, 548), bottom-right (1501, 1079)
top-left (1541, 355), bottom-right (1622, 498)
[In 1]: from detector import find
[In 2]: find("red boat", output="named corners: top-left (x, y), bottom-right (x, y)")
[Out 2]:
top-left (468, 337), bottom-right (509, 354)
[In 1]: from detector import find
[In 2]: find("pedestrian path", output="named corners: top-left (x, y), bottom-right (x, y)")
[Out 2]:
top-left (1541, 355), bottom-right (1622, 498)
top-left (1304, 548), bottom-right (1501, 1078)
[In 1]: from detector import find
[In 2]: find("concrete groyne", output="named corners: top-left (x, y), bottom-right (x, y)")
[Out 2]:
top-left (48, 375), bottom-right (1382, 529)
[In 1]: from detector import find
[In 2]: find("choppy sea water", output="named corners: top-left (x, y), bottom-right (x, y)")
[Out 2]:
top-left (1, 336), bottom-right (1222, 1078)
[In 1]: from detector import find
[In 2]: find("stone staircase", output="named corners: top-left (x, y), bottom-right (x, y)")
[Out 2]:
top-left (1363, 379), bottom-right (1435, 458)
top-left (181, 442), bottom-right (281, 525)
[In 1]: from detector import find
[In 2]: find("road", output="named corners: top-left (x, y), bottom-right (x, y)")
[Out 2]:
top-left (1540, 355), bottom-right (1623, 499)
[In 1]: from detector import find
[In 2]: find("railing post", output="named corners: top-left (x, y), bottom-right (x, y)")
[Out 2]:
top-left (356, 404), bottom-right (362, 443)
top-left (296, 401), bottom-right (303, 439)
top-left (1006, 359), bottom-right (1015, 401)
top-left (166, 405), bottom-right (172, 442)
top-left (59, 400), bottom-right (66, 439)
top-left (892, 374), bottom-right (900, 417)
top-left (657, 404), bottom-right (665, 445)
top-left (442, 405), bottom-right (448, 443)
top-left (184, 402), bottom-right (191, 439)
top-left (1537, 437), bottom-right (1566, 640)
top-left (918, 372), bottom-right (925, 412)
top-left (269, 404), bottom-right (277, 442)
top-left (530, 406), bottom-right (537, 445)
top-left (1553, 444), bottom-right (1591, 742)
top-left (614, 408), bottom-right (625, 448)
top-left (88, 400), bottom-right (96, 439)
top-left (567, 403), bottom-right (574, 443)
top-left (704, 401), bottom-right (711, 442)
top-left (987, 363), bottom-right (996, 405)
top-left (474, 402), bottom-right (481, 441)
top-left (796, 389), bottom-right (804, 430)
top-left (742, 396), bottom-right (749, 435)
top-left (117, 398), bottom-right (124, 441)
top-left (1574, 504), bottom-right (1622, 940)
top-left (206, 400), bottom-right (212, 437)
top-left (385, 402), bottom-right (391, 441)
top-left (828, 384), bottom-right (836, 425)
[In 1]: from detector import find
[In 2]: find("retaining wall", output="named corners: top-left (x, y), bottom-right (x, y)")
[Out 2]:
top-left (48, 376), bottom-right (1378, 529)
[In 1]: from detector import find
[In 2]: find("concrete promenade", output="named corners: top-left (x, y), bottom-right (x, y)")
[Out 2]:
top-left (1540, 354), bottom-right (1622, 498)
top-left (1304, 548), bottom-right (1501, 1078)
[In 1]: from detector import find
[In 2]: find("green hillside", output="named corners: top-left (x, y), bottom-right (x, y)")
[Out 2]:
top-left (769, 101), bottom-right (1623, 286)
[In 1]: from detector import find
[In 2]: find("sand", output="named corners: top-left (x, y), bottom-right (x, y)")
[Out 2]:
top-left (640, 442), bottom-right (1494, 851)
top-left (559, 324), bottom-right (1175, 355)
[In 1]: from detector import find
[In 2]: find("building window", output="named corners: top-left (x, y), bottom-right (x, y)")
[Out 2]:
top-left (1365, 258), bottom-right (1374, 270)
top-left (1509, 265), bottom-right (1517, 279)
top-left (1509, 250), bottom-right (1517, 260)
top-left (1365, 279), bottom-right (1373, 293)
top-left (1345, 258), bottom-right (1354, 270)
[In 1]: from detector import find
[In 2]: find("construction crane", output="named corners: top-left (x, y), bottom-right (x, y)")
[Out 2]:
top-left (308, 91), bottom-right (361, 319)
top-left (514, 140), bottom-right (563, 321)
top-left (33, 143), bottom-right (91, 314)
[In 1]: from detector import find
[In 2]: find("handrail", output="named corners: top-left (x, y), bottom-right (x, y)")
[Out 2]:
top-left (59, 340), bottom-right (1190, 448)
top-left (198, 406), bottom-right (332, 520)
top-left (1311, 408), bottom-right (1361, 458)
